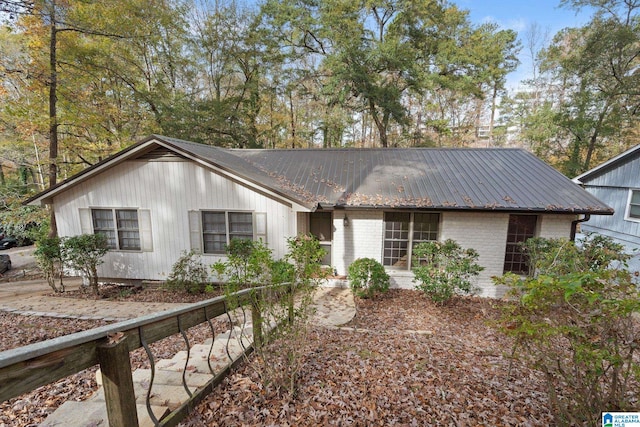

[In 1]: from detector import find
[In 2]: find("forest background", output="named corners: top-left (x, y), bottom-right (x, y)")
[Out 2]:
top-left (0, 0), bottom-right (638, 236)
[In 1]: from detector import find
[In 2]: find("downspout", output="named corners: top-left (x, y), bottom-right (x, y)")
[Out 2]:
top-left (570, 214), bottom-right (591, 241)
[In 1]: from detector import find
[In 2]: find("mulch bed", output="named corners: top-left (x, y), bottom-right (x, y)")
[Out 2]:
top-left (55, 282), bottom-right (225, 304)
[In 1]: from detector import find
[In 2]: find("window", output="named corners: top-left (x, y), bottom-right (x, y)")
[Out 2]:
top-left (503, 214), bottom-right (537, 274)
top-left (91, 209), bottom-right (140, 250)
top-left (383, 212), bottom-right (439, 269)
top-left (202, 211), bottom-right (253, 254)
top-left (627, 189), bottom-right (640, 221)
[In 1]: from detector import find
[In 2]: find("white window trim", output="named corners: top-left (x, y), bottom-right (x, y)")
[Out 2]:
top-left (624, 188), bottom-right (640, 223)
top-left (382, 212), bottom-right (440, 270)
top-left (81, 208), bottom-right (150, 252)
top-left (194, 210), bottom-right (265, 255)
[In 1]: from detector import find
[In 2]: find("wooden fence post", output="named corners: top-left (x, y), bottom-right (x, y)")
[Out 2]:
top-left (251, 290), bottom-right (263, 348)
top-left (97, 334), bottom-right (139, 427)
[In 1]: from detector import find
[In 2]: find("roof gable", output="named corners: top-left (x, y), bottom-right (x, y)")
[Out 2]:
top-left (574, 144), bottom-right (640, 187)
top-left (26, 135), bottom-right (612, 214)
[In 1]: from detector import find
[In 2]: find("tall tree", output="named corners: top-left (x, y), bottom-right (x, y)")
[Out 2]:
top-left (260, 0), bottom-right (520, 148)
top-left (506, 0), bottom-right (640, 175)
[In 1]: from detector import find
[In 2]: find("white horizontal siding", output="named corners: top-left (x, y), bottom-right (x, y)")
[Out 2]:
top-left (54, 160), bottom-right (295, 281)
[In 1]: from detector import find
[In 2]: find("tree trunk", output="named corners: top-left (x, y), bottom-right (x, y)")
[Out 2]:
top-left (288, 91), bottom-right (296, 148)
top-left (369, 99), bottom-right (388, 147)
top-left (48, 1), bottom-right (59, 238)
top-left (489, 84), bottom-right (498, 146)
top-left (583, 105), bottom-right (609, 172)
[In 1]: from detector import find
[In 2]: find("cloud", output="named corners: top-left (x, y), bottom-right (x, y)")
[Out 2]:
top-left (479, 15), bottom-right (528, 32)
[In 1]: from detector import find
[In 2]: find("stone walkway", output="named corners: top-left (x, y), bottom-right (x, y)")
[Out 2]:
top-left (0, 284), bottom-right (355, 326)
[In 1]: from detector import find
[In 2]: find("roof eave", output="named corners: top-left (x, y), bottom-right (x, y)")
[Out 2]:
top-left (319, 203), bottom-right (614, 215)
top-left (24, 137), bottom-right (159, 206)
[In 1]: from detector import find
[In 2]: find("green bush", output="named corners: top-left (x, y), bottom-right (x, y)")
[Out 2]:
top-left (270, 259), bottom-right (295, 285)
top-left (212, 238), bottom-right (273, 293)
top-left (347, 257), bottom-right (390, 298)
top-left (61, 234), bottom-right (109, 295)
top-left (412, 239), bottom-right (483, 305)
top-left (211, 234), bottom-right (324, 397)
top-left (496, 236), bottom-right (638, 426)
top-left (165, 250), bottom-right (209, 294)
top-left (34, 236), bottom-right (64, 293)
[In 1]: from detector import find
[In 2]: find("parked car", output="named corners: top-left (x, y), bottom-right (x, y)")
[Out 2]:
top-left (0, 254), bottom-right (11, 273)
top-left (0, 237), bottom-right (17, 250)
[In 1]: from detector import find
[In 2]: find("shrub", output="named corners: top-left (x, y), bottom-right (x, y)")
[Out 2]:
top-left (412, 239), bottom-right (483, 305)
top-left (165, 250), bottom-right (209, 294)
top-left (34, 236), bottom-right (64, 293)
top-left (61, 233), bottom-right (109, 295)
top-left (211, 238), bottom-right (273, 292)
top-left (285, 233), bottom-right (327, 287)
top-left (496, 236), bottom-right (639, 426)
top-left (347, 257), bottom-right (390, 298)
top-left (270, 259), bottom-right (295, 285)
top-left (212, 234), bottom-right (325, 397)
top-left (521, 234), bottom-right (628, 277)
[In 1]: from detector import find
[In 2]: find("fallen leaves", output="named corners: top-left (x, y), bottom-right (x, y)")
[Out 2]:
top-left (0, 308), bottom-right (227, 427)
top-left (1, 289), bottom-right (555, 426)
top-left (181, 290), bottom-right (554, 426)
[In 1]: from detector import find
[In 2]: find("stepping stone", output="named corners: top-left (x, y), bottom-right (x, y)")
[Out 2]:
top-left (89, 382), bottom-right (191, 411)
top-left (39, 400), bottom-right (168, 427)
top-left (132, 368), bottom-right (212, 388)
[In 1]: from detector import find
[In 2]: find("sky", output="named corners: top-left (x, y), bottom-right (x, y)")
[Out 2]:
top-left (459, 0), bottom-right (595, 89)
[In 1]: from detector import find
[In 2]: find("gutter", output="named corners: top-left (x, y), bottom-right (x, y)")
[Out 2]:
top-left (570, 214), bottom-right (591, 241)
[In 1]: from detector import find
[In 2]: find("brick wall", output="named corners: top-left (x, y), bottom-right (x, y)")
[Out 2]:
top-left (332, 210), bottom-right (383, 276)
top-left (335, 210), bottom-right (575, 298)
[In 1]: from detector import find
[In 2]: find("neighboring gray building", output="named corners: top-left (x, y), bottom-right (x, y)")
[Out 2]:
top-left (574, 144), bottom-right (640, 276)
top-left (26, 135), bottom-right (612, 297)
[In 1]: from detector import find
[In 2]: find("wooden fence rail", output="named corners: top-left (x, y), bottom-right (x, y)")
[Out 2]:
top-left (0, 286), bottom-right (269, 426)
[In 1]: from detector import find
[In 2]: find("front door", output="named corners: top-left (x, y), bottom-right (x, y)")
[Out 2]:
top-left (310, 212), bottom-right (332, 266)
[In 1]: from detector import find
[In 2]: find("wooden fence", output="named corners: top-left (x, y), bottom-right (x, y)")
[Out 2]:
top-left (0, 286), bottom-right (269, 427)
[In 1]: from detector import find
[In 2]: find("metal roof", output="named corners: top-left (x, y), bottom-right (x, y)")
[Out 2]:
top-left (228, 146), bottom-right (612, 213)
top-left (26, 135), bottom-right (613, 214)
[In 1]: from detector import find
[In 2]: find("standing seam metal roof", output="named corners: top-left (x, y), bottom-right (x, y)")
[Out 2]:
top-left (24, 135), bottom-right (613, 214)
top-left (217, 144), bottom-right (612, 213)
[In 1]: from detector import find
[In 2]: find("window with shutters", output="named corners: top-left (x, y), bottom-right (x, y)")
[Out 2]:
top-left (202, 211), bottom-right (254, 254)
top-left (91, 208), bottom-right (140, 251)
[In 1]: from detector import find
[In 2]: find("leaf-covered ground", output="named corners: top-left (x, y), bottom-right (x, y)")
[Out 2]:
top-left (57, 282), bottom-right (225, 303)
top-left (0, 288), bottom-right (227, 427)
top-left (1, 288), bottom-right (554, 426)
top-left (181, 290), bottom-right (553, 426)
